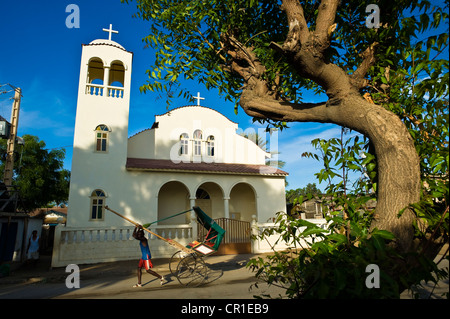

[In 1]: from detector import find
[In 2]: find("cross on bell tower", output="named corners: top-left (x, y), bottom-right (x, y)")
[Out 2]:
top-left (102, 24), bottom-right (118, 41)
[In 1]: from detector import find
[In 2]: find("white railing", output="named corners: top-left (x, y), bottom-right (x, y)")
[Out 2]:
top-left (85, 84), bottom-right (104, 96)
top-left (51, 224), bottom-right (193, 267)
top-left (58, 224), bottom-right (192, 244)
top-left (151, 225), bottom-right (192, 240)
top-left (252, 218), bottom-right (328, 253)
top-left (60, 227), bottom-right (133, 244)
top-left (107, 86), bottom-right (124, 98)
top-left (84, 84), bottom-right (124, 98)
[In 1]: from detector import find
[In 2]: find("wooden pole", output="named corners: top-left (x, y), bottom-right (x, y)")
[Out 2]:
top-left (3, 87), bottom-right (21, 187)
top-left (104, 206), bottom-right (193, 254)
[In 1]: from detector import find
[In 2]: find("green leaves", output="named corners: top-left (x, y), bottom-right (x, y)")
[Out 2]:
top-left (125, 0), bottom-right (307, 110)
top-left (248, 210), bottom-right (415, 298)
top-left (302, 128), bottom-right (378, 197)
top-left (125, 0), bottom-right (449, 298)
top-left (0, 135), bottom-right (70, 210)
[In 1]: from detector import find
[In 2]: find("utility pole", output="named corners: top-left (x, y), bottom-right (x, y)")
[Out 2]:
top-left (3, 87), bottom-right (21, 187)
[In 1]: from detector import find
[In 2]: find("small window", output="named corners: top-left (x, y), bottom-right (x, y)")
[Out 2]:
top-left (193, 130), bottom-right (202, 140)
top-left (90, 189), bottom-right (106, 220)
top-left (95, 125), bottom-right (110, 152)
top-left (180, 133), bottom-right (189, 155)
top-left (207, 135), bottom-right (215, 157)
top-left (193, 130), bottom-right (202, 156)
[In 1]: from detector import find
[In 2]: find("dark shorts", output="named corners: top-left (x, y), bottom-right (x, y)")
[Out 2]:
top-left (138, 259), bottom-right (153, 270)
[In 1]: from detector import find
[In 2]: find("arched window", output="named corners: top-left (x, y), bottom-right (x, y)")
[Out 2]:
top-left (196, 188), bottom-right (210, 199)
top-left (193, 129), bottom-right (202, 156)
top-left (207, 135), bottom-right (215, 157)
top-left (179, 133), bottom-right (189, 155)
top-left (108, 61), bottom-right (125, 87)
top-left (95, 124), bottom-right (110, 152)
top-left (87, 58), bottom-right (104, 84)
top-left (90, 189), bottom-right (106, 220)
top-left (107, 61), bottom-right (125, 98)
top-left (86, 58), bottom-right (104, 96)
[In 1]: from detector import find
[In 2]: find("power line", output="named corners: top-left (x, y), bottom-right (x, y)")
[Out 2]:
top-left (46, 145), bottom-right (74, 151)
top-left (0, 83), bottom-right (22, 96)
top-left (0, 84), bottom-right (22, 118)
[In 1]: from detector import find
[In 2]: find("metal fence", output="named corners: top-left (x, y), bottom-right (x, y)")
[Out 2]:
top-left (198, 217), bottom-right (251, 244)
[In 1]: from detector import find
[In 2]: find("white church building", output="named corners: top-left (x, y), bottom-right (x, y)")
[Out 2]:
top-left (51, 26), bottom-right (290, 267)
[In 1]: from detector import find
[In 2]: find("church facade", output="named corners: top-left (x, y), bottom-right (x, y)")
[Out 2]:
top-left (51, 27), bottom-right (289, 267)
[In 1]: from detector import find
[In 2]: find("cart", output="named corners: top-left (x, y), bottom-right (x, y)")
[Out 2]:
top-left (168, 206), bottom-right (226, 287)
top-left (105, 206), bottom-right (225, 287)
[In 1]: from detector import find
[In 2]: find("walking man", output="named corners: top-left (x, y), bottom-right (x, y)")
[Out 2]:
top-left (132, 225), bottom-right (166, 287)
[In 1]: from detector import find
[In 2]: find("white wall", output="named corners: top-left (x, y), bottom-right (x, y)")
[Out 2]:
top-left (127, 129), bottom-right (155, 159)
top-left (127, 106), bottom-right (269, 165)
top-left (67, 40), bottom-right (133, 228)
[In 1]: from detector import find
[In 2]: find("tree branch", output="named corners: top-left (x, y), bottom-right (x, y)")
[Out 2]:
top-left (221, 31), bottom-right (270, 97)
top-left (315, 0), bottom-right (340, 44)
top-left (280, 0), bottom-right (310, 51)
top-left (195, 26), bottom-right (226, 62)
top-left (227, 35), bottom-right (258, 70)
top-left (350, 42), bottom-right (379, 89)
top-left (275, 0), bottom-right (353, 99)
top-left (240, 89), bottom-right (329, 123)
top-left (220, 29), bottom-right (332, 123)
top-left (222, 0), bottom-right (356, 117)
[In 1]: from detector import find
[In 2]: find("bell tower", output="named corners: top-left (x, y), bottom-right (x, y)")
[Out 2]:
top-left (68, 25), bottom-right (133, 227)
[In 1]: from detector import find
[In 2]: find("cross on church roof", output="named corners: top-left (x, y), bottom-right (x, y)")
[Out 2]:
top-left (102, 24), bottom-right (119, 41)
top-left (193, 92), bottom-right (205, 106)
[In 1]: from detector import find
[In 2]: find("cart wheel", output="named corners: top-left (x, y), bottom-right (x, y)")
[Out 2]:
top-left (176, 254), bottom-right (207, 287)
top-left (169, 250), bottom-right (187, 275)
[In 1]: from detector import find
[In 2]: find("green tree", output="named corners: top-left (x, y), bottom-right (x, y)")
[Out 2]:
top-left (286, 183), bottom-right (321, 204)
top-left (124, 0), bottom-right (448, 253)
top-left (0, 135), bottom-right (70, 211)
top-left (124, 0), bottom-right (449, 297)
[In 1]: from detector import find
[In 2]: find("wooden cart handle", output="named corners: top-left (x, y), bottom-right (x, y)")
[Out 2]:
top-left (104, 206), bottom-right (193, 254)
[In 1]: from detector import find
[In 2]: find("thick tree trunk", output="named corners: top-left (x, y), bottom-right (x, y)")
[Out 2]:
top-left (240, 91), bottom-right (421, 252)
top-left (355, 97), bottom-right (421, 252)
top-left (335, 95), bottom-right (421, 252)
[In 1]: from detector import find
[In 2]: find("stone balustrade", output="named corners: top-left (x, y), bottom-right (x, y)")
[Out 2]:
top-left (51, 224), bottom-right (192, 268)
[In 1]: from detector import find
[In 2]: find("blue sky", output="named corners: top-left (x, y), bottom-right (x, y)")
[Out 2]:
top-left (0, 0), bottom-right (352, 191)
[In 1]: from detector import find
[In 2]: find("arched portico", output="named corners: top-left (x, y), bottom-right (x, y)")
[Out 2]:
top-left (157, 181), bottom-right (190, 225)
top-left (193, 182), bottom-right (225, 220)
top-left (228, 182), bottom-right (257, 222)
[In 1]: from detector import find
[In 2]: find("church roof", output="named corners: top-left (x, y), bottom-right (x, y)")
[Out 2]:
top-left (155, 105), bottom-right (238, 125)
top-left (83, 39), bottom-right (132, 53)
top-left (126, 158), bottom-right (288, 176)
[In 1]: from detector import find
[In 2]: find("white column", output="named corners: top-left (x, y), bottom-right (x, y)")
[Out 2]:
top-left (190, 197), bottom-right (197, 241)
top-left (251, 215), bottom-right (258, 254)
top-left (223, 197), bottom-right (230, 219)
top-left (103, 66), bottom-right (110, 96)
top-left (190, 197), bottom-right (196, 209)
